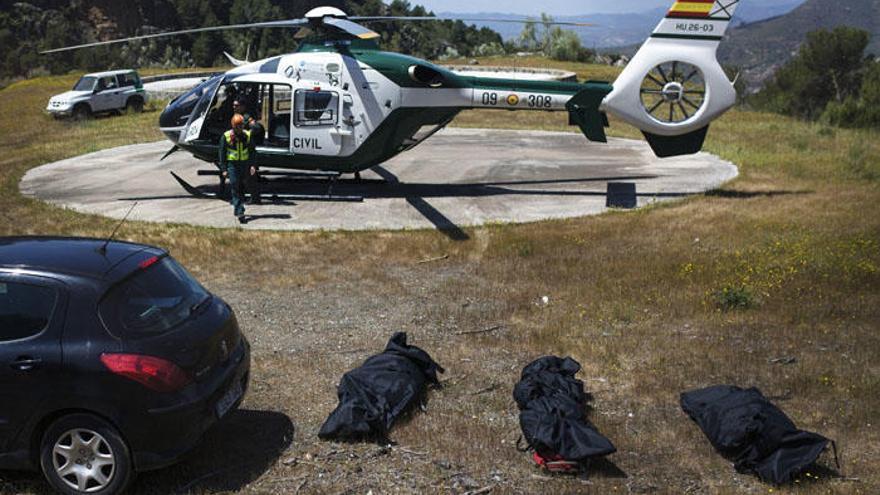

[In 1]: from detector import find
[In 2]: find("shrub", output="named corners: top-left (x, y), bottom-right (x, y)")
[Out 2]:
top-left (515, 13), bottom-right (595, 63)
top-left (754, 27), bottom-right (870, 121)
top-left (822, 61), bottom-right (880, 129)
top-left (844, 141), bottom-right (879, 181)
top-left (546, 29), bottom-right (593, 63)
top-left (475, 42), bottom-right (506, 58)
top-left (711, 285), bottom-right (756, 311)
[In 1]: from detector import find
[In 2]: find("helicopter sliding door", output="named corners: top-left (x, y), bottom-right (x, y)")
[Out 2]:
top-left (291, 89), bottom-right (342, 156)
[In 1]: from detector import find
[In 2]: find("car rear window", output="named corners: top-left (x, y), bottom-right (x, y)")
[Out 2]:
top-left (0, 281), bottom-right (58, 342)
top-left (117, 72), bottom-right (141, 88)
top-left (99, 257), bottom-right (209, 337)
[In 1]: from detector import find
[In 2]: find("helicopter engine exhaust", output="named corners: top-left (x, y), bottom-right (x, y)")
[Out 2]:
top-left (601, 0), bottom-right (741, 157)
top-left (409, 65), bottom-right (445, 88)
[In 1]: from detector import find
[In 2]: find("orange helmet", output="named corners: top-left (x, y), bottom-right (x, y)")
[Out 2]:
top-left (231, 114), bottom-right (245, 127)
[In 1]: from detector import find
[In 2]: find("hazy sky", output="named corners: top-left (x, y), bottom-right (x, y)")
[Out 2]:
top-left (413, 0), bottom-right (805, 16)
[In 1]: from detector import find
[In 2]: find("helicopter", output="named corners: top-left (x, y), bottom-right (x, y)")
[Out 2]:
top-left (43, 2), bottom-right (742, 200)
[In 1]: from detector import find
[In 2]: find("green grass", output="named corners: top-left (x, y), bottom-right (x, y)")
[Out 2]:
top-left (1, 61), bottom-right (879, 494)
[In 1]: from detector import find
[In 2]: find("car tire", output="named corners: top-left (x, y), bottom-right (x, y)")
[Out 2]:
top-left (125, 97), bottom-right (144, 114)
top-left (39, 414), bottom-right (134, 495)
top-left (72, 104), bottom-right (91, 121)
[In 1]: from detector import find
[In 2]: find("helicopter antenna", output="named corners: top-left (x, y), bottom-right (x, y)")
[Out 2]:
top-left (98, 202), bottom-right (138, 255)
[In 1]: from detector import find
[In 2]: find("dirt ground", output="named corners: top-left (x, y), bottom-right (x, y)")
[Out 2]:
top-left (6, 253), bottom-right (868, 495)
top-left (2, 66), bottom-right (878, 495)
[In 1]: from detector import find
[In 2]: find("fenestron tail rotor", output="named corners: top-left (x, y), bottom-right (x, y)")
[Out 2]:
top-left (602, 0), bottom-right (740, 157)
top-left (639, 61), bottom-right (706, 124)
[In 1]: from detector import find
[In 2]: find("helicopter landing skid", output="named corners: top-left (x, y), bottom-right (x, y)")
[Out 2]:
top-left (170, 171), bottom-right (364, 203)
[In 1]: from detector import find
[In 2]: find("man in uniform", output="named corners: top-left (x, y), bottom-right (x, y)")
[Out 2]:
top-left (232, 100), bottom-right (265, 204)
top-left (233, 100), bottom-right (258, 130)
top-left (232, 100), bottom-right (252, 124)
top-left (219, 114), bottom-right (256, 221)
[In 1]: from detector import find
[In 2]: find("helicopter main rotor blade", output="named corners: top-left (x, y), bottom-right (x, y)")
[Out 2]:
top-left (40, 13), bottom-right (593, 55)
top-left (323, 18), bottom-right (381, 40)
top-left (40, 19), bottom-right (308, 54)
top-left (353, 16), bottom-right (596, 27)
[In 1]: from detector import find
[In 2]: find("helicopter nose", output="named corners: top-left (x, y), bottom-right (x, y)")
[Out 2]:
top-left (159, 106), bottom-right (182, 143)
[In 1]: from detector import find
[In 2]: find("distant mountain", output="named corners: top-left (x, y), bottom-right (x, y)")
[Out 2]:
top-left (720, 0), bottom-right (880, 87)
top-left (439, 1), bottom-right (805, 49)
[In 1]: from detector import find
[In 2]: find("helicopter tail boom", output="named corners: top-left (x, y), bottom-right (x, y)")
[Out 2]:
top-left (403, 78), bottom-right (613, 145)
top-left (601, 0), bottom-right (741, 157)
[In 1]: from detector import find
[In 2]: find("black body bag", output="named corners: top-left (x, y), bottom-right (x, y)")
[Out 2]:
top-left (681, 385), bottom-right (835, 485)
top-left (319, 332), bottom-right (444, 442)
top-left (514, 356), bottom-right (616, 466)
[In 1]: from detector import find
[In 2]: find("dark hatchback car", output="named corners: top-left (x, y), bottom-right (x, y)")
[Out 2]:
top-left (0, 237), bottom-right (250, 494)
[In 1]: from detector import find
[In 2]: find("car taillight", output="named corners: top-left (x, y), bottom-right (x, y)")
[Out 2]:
top-left (100, 353), bottom-right (192, 393)
top-left (139, 256), bottom-right (159, 270)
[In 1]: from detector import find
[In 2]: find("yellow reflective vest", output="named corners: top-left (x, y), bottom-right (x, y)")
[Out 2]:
top-left (224, 130), bottom-right (252, 162)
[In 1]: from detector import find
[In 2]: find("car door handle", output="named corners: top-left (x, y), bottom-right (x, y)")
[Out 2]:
top-left (10, 357), bottom-right (42, 372)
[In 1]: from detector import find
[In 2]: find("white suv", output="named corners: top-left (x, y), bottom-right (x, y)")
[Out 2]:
top-left (47, 70), bottom-right (147, 119)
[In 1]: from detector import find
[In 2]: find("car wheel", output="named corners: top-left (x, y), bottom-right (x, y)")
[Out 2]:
top-left (125, 98), bottom-right (144, 114)
top-left (40, 414), bottom-right (134, 495)
top-left (72, 104), bottom-right (91, 121)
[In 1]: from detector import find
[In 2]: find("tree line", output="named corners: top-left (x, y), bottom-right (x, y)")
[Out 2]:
top-left (752, 26), bottom-right (880, 129)
top-left (0, 0), bottom-right (604, 83)
top-left (0, 0), bottom-right (504, 80)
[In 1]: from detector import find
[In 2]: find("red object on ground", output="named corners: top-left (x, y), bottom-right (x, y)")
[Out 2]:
top-left (532, 452), bottom-right (580, 473)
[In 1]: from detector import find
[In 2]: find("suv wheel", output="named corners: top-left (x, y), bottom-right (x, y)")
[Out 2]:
top-left (125, 97), bottom-right (144, 114)
top-left (40, 414), bottom-right (133, 495)
top-left (72, 104), bottom-right (91, 121)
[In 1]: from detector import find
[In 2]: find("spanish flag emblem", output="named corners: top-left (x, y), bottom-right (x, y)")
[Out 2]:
top-left (668, 0), bottom-right (716, 18)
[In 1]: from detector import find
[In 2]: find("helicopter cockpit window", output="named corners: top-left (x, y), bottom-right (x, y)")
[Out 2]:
top-left (294, 90), bottom-right (338, 127)
top-left (163, 76), bottom-right (222, 129)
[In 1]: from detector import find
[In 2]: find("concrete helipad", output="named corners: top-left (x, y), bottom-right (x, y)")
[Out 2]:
top-left (20, 128), bottom-right (737, 232)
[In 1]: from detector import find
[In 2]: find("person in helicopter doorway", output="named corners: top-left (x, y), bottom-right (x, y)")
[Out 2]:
top-left (232, 99), bottom-right (265, 204)
top-left (233, 100), bottom-right (265, 142)
top-left (219, 114), bottom-right (257, 221)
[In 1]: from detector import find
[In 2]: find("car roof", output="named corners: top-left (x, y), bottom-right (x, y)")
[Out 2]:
top-left (84, 70), bottom-right (137, 78)
top-left (0, 236), bottom-right (166, 281)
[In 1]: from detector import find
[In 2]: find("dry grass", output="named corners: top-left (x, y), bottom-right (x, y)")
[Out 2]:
top-left (0, 61), bottom-right (878, 494)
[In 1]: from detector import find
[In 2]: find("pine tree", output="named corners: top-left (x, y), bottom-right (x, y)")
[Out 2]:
top-left (754, 26), bottom-right (870, 120)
